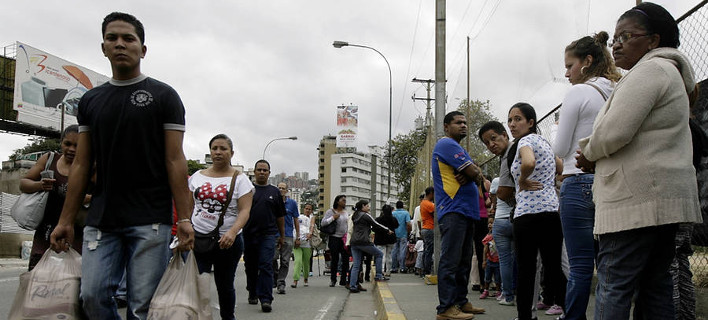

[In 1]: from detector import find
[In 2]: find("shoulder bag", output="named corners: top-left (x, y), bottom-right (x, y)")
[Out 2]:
top-left (11, 152), bottom-right (56, 230)
top-left (319, 212), bottom-right (338, 236)
top-left (193, 170), bottom-right (239, 254)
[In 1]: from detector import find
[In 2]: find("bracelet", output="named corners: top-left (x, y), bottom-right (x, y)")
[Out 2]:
top-left (176, 218), bottom-right (191, 224)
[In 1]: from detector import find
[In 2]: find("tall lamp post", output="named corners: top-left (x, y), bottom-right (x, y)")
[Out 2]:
top-left (262, 136), bottom-right (298, 160)
top-left (332, 40), bottom-right (393, 203)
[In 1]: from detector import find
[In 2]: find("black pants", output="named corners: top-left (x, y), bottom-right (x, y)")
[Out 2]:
top-left (513, 212), bottom-right (566, 320)
top-left (472, 217), bottom-right (488, 287)
top-left (328, 235), bottom-right (349, 284)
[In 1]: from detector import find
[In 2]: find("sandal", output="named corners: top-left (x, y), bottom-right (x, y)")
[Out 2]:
top-left (291, 281), bottom-right (297, 288)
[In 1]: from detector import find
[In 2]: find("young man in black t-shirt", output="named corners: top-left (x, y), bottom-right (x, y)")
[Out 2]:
top-left (50, 12), bottom-right (193, 319)
top-left (243, 160), bottom-right (285, 312)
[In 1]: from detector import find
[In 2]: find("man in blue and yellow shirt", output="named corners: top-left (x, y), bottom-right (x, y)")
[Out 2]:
top-left (432, 111), bottom-right (486, 320)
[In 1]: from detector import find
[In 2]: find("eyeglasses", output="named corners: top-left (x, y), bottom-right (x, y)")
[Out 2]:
top-left (610, 32), bottom-right (649, 46)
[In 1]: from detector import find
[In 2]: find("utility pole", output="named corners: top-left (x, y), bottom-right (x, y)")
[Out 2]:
top-left (412, 78), bottom-right (435, 188)
top-left (466, 36), bottom-right (471, 152)
top-left (433, 0), bottom-right (446, 278)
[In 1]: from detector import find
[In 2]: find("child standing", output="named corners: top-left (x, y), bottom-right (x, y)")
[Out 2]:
top-left (480, 219), bottom-right (501, 299)
top-left (414, 237), bottom-right (424, 277)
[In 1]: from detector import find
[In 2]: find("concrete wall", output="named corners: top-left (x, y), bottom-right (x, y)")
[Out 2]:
top-left (0, 167), bottom-right (27, 194)
top-left (0, 233), bottom-right (32, 257)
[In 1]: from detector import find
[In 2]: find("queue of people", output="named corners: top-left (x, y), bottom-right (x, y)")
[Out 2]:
top-left (13, 2), bottom-right (704, 320)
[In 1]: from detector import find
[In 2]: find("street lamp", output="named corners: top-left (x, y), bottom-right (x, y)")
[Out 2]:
top-left (262, 136), bottom-right (298, 160)
top-left (332, 40), bottom-right (393, 202)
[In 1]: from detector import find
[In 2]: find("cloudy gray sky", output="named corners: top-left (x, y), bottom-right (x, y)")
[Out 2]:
top-left (0, 0), bottom-right (696, 177)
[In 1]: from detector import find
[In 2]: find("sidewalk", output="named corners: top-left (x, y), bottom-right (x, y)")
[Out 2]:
top-left (0, 257), bottom-right (27, 269)
top-left (376, 272), bottom-right (595, 320)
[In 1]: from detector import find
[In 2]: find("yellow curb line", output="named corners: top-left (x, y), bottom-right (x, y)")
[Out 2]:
top-left (373, 278), bottom-right (406, 320)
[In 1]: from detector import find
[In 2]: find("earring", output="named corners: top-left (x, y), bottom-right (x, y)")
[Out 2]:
top-left (581, 66), bottom-right (587, 74)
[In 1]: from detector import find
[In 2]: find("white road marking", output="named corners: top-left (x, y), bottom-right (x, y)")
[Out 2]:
top-left (314, 296), bottom-right (336, 320)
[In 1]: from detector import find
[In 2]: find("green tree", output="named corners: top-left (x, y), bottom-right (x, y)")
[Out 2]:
top-left (457, 99), bottom-right (500, 179)
top-left (388, 127), bottom-right (428, 205)
top-left (10, 138), bottom-right (61, 160)
top-left (187, 159), bottom-right (206, 175)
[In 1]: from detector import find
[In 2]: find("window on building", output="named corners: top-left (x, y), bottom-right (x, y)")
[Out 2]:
top-left (342, 168), bottom-right (346, 173)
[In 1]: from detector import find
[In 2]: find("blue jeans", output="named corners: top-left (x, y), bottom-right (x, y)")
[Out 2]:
top-left (560, 174), bottom-right (596, 320)
top-left (81, 224), bottom-right (172, 320)
top-left (595, 224), bottom-right (678, 320)
top-left (195, 233), bottom-right (243, 320)
top-left (350, 244), bottom-right (384, 287)
top-left (436, 212), bottom-right (476, 314)
top-left (493, 217), bottom-right (515, 303)
top-left (244, 233), bottom-right (276, 303)
top-left (484, 260), bottom-right (501, 287)
top-left (391, 237), bottom-right (408, 271)
top-left (421, 229), bottom-right (434, 274)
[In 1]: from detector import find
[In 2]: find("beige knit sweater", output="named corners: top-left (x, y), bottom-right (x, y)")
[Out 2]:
top-left (579, 48), bottom-right (703, 235)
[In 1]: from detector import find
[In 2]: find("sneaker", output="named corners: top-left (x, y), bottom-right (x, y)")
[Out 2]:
top-left (349, 286), bottom-right (360, 293)
top-left (459, 302), bottom-right (485, 314)
top-left (375, 276), bottom-right (390, 282)
top-left (436, 305), bottom-right (475, 320)
top-left (499, 299), bottom-right (515, 306)
top-left (536, 302), bottom-right (552, 310)
top-left (496, 292), bottom-right (504, 301)
top-left (329, 281), bottom-right (335, 287)
top-left (400, 269), bottom-right (408, 274)
top-left (261, 302), bottom-right (272, 312)
top-left (309, 271), bottom-right (313, 277)
top-left (479, 290), bottom-right (489, 299)
top-left (248, 297), bottom-right (258, 305)
top-left (304, 280), bottom-right (309, 287)
top-left (390, 269), bottom-right (398, 274)
top-left (277, 284), bottom-right (286, 294)
top-left (545, 305), bottom-right (563, 315)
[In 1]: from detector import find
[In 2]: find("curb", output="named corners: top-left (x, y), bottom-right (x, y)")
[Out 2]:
top-left (373, 278), bottom-right (406, 320)
top-left (0, 258), bottom-right (28, 268)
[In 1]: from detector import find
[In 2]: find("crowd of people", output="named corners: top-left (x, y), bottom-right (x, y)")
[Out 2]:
top-left (15, 2), bottom-right (705, 319)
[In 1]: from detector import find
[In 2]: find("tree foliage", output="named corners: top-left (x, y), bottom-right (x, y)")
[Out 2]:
top-left (10, 138), bottom-right (61, 160)
top-left (388, 127), bottom-right (428, 206)
top-left (187, 159), bottom-right (206, 175)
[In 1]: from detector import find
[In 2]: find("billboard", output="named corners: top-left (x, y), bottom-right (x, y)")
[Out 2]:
top-left (13, 42), bottom-right (109, 131)
top-left (336, 104), bottom-right (358, 148)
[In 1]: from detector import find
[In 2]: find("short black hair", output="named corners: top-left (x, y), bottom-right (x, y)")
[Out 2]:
top-left (333, 194), bottom-right (347, 210)
top-left (255, 159), bottom-right (270, 170)
top-left (444, 111), bottom-right (465, 124)
top-left (478, 121), bottom-right (507, 142)
top-left (209, 133), bottom-right (233, 151)
top-left (61, 124), bottom-right (79, 141)
top-left (395, 201), bottom-right (404, 209)
top-left (425, 186), bottom-right (434, 196)
top-left (102, 12), bottom-right (145, 44)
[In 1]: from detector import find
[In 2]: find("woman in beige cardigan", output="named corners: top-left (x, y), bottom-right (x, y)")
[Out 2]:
top-left (576, 3), bottom-right (702, 319)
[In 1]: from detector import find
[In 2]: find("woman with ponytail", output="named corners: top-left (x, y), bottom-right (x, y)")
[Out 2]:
top-left (553, 31), bottom-right (621, 320)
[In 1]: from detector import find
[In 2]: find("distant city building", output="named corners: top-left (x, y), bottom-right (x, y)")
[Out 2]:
top-left (317, 135), bottom-right (399, 217)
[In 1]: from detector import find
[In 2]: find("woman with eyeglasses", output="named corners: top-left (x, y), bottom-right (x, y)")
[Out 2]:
top-left (576, 3), bottom-right (701, 318)
top-left (553, 31), bottom-right (621, 320)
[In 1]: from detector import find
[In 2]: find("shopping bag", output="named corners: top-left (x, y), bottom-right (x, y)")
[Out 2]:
top-left (11, 152), bottom-right (55, 230)
top-left (147, 251), bottom-right (213, 320)
top-left (8, 247), bottom-right (83, 320)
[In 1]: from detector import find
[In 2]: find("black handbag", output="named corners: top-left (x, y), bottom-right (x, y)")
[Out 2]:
top-left (319, 218), bottom-right (338, 236)
top-left (193, 170), bottom-right (238, 254)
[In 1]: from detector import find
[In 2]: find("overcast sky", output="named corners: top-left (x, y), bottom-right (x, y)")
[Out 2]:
top-left (0, 0), bottom-right (696, 177)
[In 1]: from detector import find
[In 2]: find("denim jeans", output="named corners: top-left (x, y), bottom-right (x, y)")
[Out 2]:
top-left (421, 229), bottom-right (434, 274)
top-left (350, 244), bottom-right (384, 287)
top-left (595, 224), bottom-right (678, 320)
top-left (244, 233), bottom-right (276, 303)
top-left (484, 260), bottom-right (501, 287)
top-left (273, 236), bottom-right (294, 286)
top-left (194, 233), bottom-right (243, 320)
top-left (436, 212), bottom-right (476, 314)
top-left (81, 224), bottom-right (172, 320)
top-left (513, 212), bottom-right (565, 320)
top-left (560, 174), bottom-right (596, 320)
top-left (377, 243), bottom-right (395, 274)
top-left (391, 237), bottom-right (408, 271)
top-left (493, 217), bottom-right (515, 303)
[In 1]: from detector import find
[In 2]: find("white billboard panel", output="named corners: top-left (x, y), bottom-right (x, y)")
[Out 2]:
top-left (13, 42), bottom-right (109, 131)
top-left (336, 104), bottom-right (358, 148)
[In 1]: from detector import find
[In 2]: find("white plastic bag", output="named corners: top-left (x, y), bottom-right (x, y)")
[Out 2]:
top-left (147, 251), bottom-right (213, 320)
top-left (8, 248), bottom-right (83, 320)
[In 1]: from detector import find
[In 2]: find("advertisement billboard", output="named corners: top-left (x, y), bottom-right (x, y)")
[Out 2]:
top-left (336, 104), bottom-right (358, 148)
top-left (13, 42), bottom-right (109, 131)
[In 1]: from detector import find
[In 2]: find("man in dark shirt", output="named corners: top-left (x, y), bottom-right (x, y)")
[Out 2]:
top-left (50, 12), bottom-right (193, 319)
top-left (243, 160), bottom-right (285, 313)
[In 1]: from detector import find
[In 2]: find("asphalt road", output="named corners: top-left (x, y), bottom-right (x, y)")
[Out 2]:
top-left (0, 255), bottom-right (377, 320)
